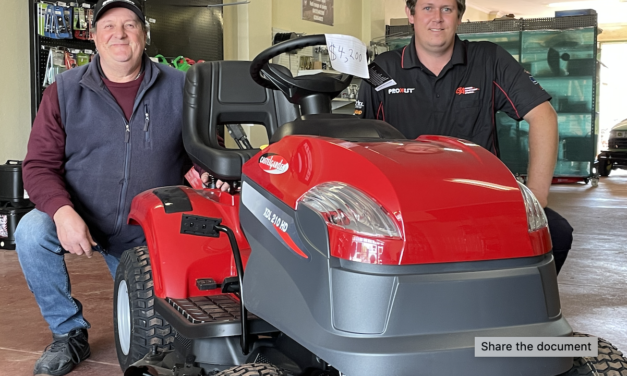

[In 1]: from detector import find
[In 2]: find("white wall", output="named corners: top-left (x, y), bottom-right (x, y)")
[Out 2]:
top-left (384, 0), bottom-right (489, 24)
top-left (225, 0), bottom-right (368, 60)
top-left (273, 0), bottom-right (364, 39)
top-left (0, 0), bottom-right (31, 163)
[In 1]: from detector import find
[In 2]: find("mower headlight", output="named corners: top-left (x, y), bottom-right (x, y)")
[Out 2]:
top-left (298, 182), bottom-right (401, 238)
top-left (517, 182), bottom-right (548, 232)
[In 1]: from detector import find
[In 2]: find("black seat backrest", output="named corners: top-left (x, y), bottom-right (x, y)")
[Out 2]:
top-left (183, 61), bottom-right (299, 180)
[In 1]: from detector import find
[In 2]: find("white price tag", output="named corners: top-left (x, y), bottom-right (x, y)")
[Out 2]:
top-left (324, 34), bottom-right (369, 79)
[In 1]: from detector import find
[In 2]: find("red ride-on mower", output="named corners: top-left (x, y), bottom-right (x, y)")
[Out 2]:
top-left (114, 35), bottom-right (627, 376)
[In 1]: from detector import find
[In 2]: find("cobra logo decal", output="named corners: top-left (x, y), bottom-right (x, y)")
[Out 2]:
top-left (259, 153), bottom-right (289, 174)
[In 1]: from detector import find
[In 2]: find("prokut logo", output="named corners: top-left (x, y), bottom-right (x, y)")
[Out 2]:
top-left (388, 88), bottom-right (415, 94)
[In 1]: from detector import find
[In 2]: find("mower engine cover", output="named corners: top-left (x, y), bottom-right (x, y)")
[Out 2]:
top-left (241, 134), bottom-right (550, 266)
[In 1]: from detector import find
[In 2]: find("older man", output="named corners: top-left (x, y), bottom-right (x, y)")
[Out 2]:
top-left (15, 0), bottom-right (197, 374)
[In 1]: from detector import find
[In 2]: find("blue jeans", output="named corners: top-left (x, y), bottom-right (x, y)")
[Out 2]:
top-left (14, 209), bottom-right (120, 335)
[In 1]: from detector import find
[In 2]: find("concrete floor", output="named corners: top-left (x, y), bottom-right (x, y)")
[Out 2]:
top-left (0, 171), bottom-right (626, 376)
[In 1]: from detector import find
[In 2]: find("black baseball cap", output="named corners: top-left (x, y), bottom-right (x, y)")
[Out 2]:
top-left (93, 0), bottom-right (145, 24)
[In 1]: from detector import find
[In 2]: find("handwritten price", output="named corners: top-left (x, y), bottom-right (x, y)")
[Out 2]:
top-left (328, 42), bottom-right (363, 64)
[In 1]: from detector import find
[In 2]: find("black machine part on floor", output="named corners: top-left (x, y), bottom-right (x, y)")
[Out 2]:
top-left (0, 206), bottom-right (33, 250)
top-left (0, 160), bottom-right (33, 208)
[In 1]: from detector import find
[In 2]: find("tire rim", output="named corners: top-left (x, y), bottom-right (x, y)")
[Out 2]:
top-left (117, 280), bottom-right (131, 355)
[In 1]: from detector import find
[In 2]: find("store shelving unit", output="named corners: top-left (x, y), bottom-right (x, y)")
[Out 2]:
top-left (28, 0), bottom-right (99, 122)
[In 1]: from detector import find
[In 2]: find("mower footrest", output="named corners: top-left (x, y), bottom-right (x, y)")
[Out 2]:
top-left (156, 294), bottom-right (277, 339)
top-left (167, 295), bottom-right (247, 323)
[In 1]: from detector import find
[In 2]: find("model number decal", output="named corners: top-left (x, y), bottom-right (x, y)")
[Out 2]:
top-left (263, 207), bottom-right (289, 232)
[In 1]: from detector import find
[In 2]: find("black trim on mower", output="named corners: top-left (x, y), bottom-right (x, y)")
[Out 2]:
top-left (152, 187), bottom-right (193, 213)
top-left (216, 224), bottom-right (250, 355)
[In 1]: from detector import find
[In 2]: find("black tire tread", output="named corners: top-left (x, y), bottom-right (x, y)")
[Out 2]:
top-left (599, 160), bottom-right (612, 177)
top-left (114, 246), bottom-right (175, 370)
top-left (561, 332), bottom-right (627, 376)
top-left (216, 363), bottom-right (285, 376)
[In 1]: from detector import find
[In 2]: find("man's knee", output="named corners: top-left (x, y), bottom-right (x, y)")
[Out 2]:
top-left (15, 209), bottom-right (61, 254)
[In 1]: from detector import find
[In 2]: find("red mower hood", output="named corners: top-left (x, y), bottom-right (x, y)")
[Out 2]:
top-left (242, 135), bottom-right (551, 265)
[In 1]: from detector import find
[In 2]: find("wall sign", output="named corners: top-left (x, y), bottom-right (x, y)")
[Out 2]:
top-left (302, 0), bottom-right (333, 26)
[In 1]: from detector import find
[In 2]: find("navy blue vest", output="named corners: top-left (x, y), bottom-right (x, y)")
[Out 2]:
top-left (56, 54), bottom-right (188, 256)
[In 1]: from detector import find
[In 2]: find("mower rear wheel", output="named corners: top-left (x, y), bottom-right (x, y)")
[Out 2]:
top-left (560, 333), bottom-right (627, 375)
top-left (114, 246), bottom-right (175, 371)
top-left (215, 363), bottom-right (286, 376)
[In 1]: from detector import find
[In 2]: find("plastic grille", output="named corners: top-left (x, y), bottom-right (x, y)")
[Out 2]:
top-left (457, 19), bottom-right (522, 34)
top-left (174, 332), bottom-right (193, 351)
top-left (522, 15), bottom-right (597, 30)
top-left (385, 24), bottom-right (413, 36)
top-left (609, 139), bottom-right (627, 149)
top-left (254, 354), bottom-right (272, 364)
top-left (386, 15), bottom-right (598, 36)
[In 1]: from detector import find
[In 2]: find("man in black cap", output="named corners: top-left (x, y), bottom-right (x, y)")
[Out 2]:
top-left (15, 0), bottom-right (225, 375)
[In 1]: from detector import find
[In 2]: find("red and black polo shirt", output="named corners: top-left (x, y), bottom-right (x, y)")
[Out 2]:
top-left (355, 35), bottom-right (551, 154)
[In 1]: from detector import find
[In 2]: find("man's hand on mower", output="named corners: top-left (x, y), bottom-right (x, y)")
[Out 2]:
top-left (201, 172), bottom-right (230, 192)
top-left (53, 205), bottom-right (97, 257)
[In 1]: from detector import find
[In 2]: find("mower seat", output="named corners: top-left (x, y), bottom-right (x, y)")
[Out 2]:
top-left (183, 61), bottom-right (299, 181)
top-left (270, 113), bottom-right (406, 143)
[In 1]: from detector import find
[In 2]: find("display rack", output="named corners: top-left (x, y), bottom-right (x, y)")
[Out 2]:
top-left (381, 15), bottom-right (600, 184)
top-left (29, 0), bottom-right (99, 122)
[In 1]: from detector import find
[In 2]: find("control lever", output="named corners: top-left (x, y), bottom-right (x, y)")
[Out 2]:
top-left (225, 124), bottom-right (253, 150)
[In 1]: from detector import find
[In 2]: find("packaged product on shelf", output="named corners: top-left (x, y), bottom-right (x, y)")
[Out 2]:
top-left (43, 47), bottom-right (67, 87)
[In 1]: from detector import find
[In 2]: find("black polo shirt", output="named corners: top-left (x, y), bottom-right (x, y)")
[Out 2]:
top-left (355, 35), bottom-right (551, 153)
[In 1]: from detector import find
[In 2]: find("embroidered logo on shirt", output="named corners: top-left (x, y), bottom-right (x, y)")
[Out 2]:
top-left (525, 70), bottom-right (544, 90)
top-left (388, 88), bottom-right (415, 94)
top-left (456, 87), bottom-right (480, 95)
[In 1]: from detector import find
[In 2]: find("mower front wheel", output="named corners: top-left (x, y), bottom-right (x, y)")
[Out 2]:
top-left (114, 246), bottom-right (175, 371)
top-left (560, 333), bottom-right (627, 375)
top-left (215, 363), bottom-right (286, 376)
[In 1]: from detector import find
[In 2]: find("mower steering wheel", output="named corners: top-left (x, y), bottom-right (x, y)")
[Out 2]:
top-left (250, 34), bottom-right (353, 115)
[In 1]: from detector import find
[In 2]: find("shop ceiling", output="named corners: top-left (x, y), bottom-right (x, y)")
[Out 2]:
top-left (467, 0), bottom-right (627, 24)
